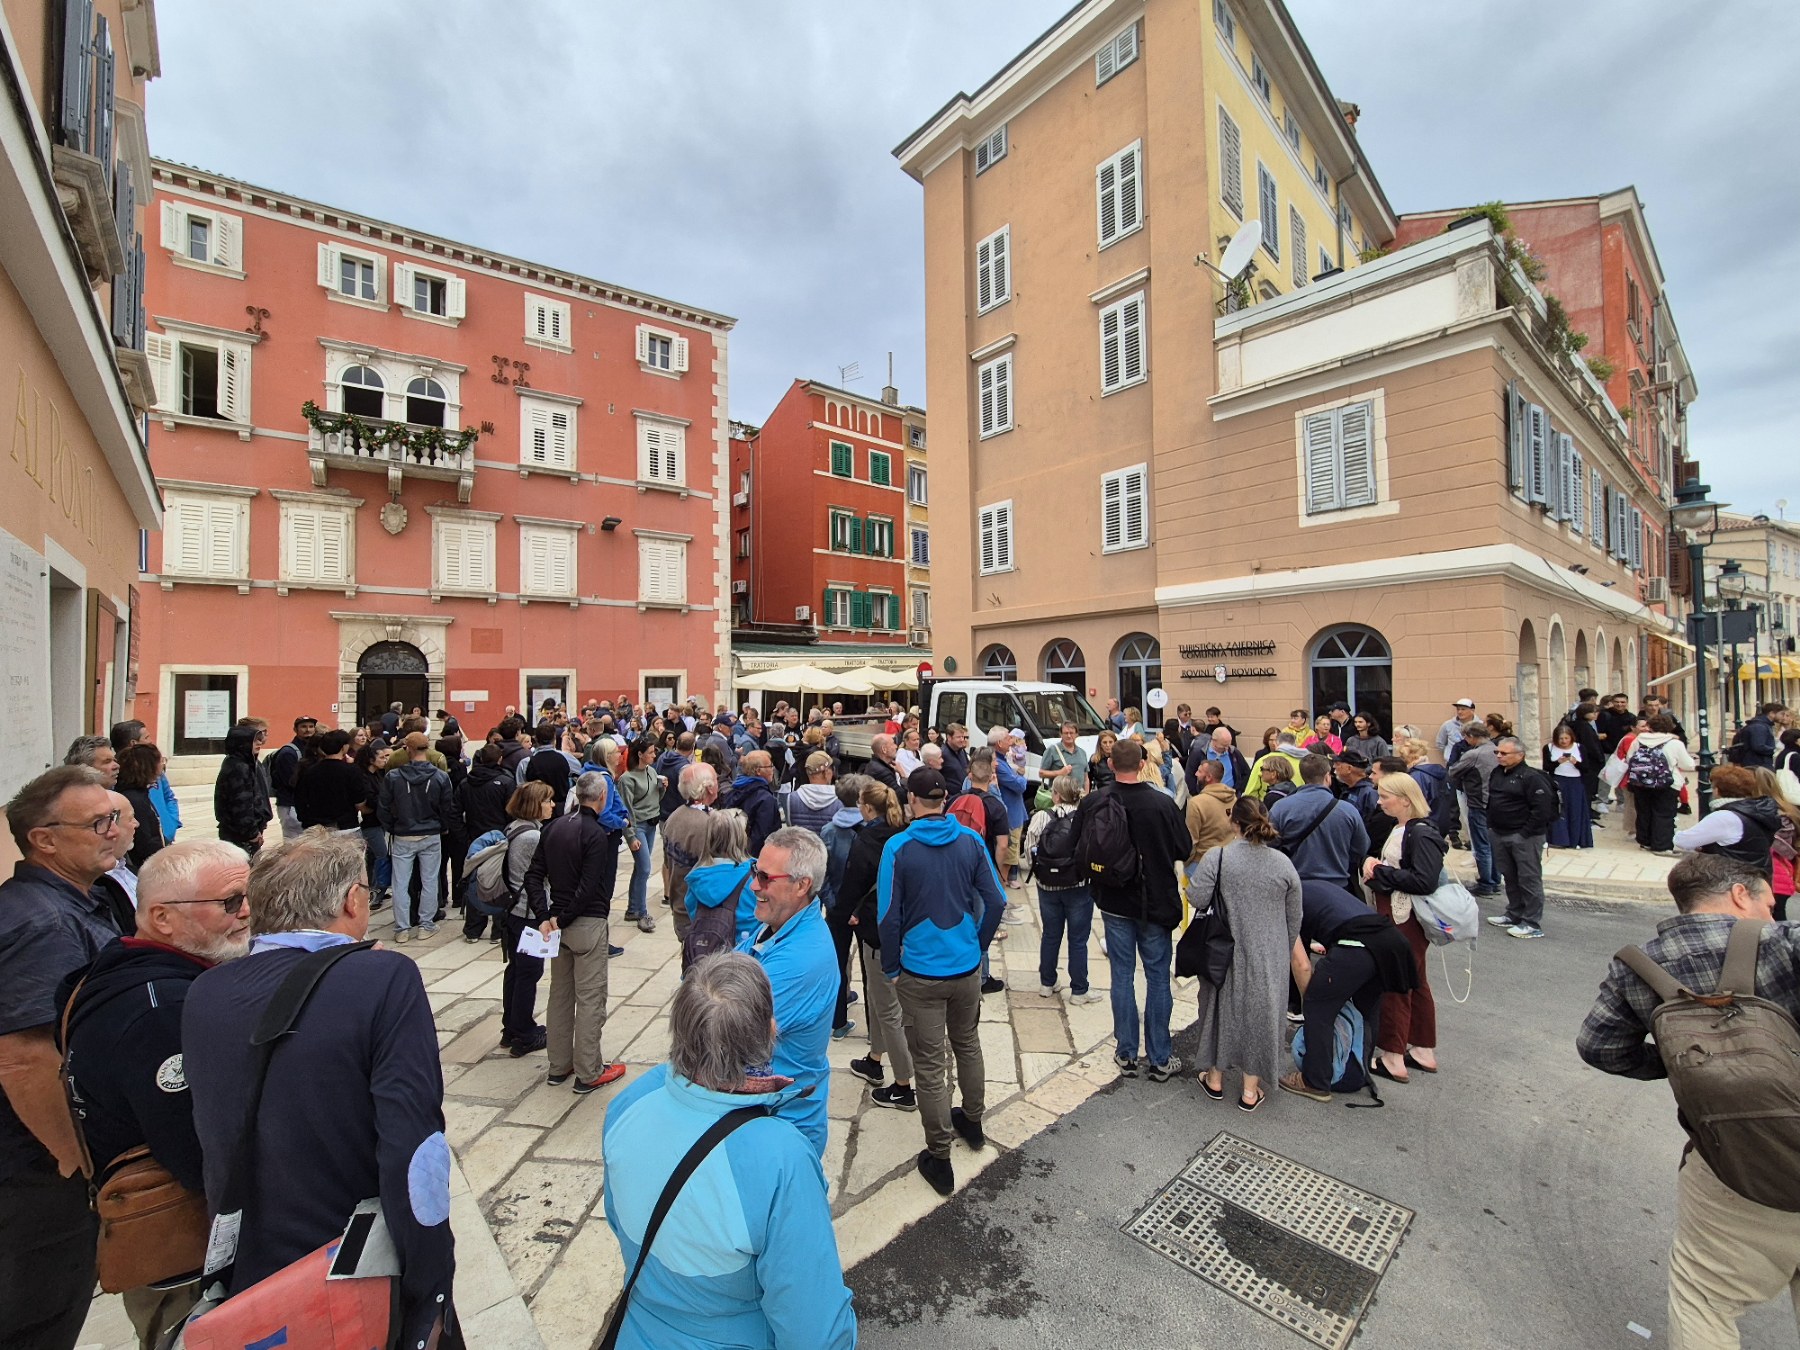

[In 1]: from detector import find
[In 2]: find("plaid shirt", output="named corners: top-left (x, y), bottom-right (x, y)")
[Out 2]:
top-left (1577, 914), bottom-right (1800, 1079)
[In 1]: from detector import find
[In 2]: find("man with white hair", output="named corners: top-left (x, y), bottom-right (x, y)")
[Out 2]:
top-left (61, 840), bottom-right (252, 1345)
top-left (741, 826), bottom-right (838, 1155)
top-left (867, 733), bottom-right (907, 805)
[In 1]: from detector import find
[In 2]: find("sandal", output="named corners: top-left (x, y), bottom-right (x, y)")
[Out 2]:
top-left (1199, 1075), bottom-right (1224, 1101)
top-left (1404, 1052), bottom-right (1439, 1074)
top-left (1238, 1091), bottom-right (1266, 1112)
top-left (1369, 1060), bottom-right (1410, 1085)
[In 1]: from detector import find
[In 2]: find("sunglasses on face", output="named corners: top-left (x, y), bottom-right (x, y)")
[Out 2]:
top-left (162, 892), bottom-right (249, 914)
top-left (750, 868), bottom-right (792, 887)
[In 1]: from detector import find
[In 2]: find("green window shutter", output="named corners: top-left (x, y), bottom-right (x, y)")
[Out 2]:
top-left (849, 517), bottom-right (864, 554)
top-left (831, 442), bottom-right (851, 476)
top-left (871, 452), bottom-right (890, 486)
top-left (887, 595), bottom-right (900, 630)
top-left (866, 517), bottom-right (881, 556)
top-left (850, 592), bottom-right (868, 628)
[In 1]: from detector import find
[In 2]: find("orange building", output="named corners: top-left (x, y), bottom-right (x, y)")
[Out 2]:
top-left (729, 378), bottom-right (928, 663)
top-left (137, 160), bottom-right (733, 765)
top-left (0, 0), bottom-right (161, 809)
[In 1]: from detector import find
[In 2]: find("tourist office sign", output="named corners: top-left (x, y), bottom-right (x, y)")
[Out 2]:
top-left (1179, 640), bottom-right (1278, 682)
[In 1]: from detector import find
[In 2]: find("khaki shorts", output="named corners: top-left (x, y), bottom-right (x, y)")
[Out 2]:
top-left (1007, 827), bottom-right (1023, 867)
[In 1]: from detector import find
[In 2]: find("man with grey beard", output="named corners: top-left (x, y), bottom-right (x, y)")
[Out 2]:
top-left (60, 838), bottom-right (254, 1347)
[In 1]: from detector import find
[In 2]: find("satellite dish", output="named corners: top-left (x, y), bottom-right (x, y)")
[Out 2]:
top-left (1219, 221), bottom-right (1261, 279)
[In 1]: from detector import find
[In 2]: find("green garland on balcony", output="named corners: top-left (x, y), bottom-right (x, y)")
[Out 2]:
top-left (301, 401), bottom-right (479, 461)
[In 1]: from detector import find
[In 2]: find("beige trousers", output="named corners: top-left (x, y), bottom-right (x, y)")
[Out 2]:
top-left (546, 915), bottom-right (611, 1082)
top-left (896, 970), bottom-right (984, 1159)
top-left (1668, 1153), bottom-right (1800, 1349)
top-left (123, 1279), bottom-right (200, 1350)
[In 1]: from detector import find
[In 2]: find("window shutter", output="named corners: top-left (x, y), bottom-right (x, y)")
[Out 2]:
top-left (991, 229), bottom-right (1008, 305)
top-left (830, 442), bottom-right (851, 476)
top-left (1219, 109), bottom-right (1243, 217)
top-left (1101, 473), bottom-right (1123, 549)
top-left (218, 342), bottom-right (248, 422)
top-left (1259, 167), bottom-right (1278, 257)
top-left (159, 199), bottom-right (182, 250)
top-left (549, 410), bottom-right (571, 468)
top-left (318, 511), bottom-right (347, 582)
top-left (145, 334), bottom-right (174, 411)
top-left (978, 364), bottom-right (996, 436)
top-left (524, 531), bottom-right (552, 595)
top-left (994, 502), bottom-right (1013, 570)
top-left (1100, 304), bottom-right (1122, 391)
top-left (1116, 23), bottom-right (1138, 68)
top-left (1558, 434), bottom-right (1577, 522)
top-left (1125, 467), bottom-right (1147, 545)
top-left (993, 356), bottom-right (1011, 432)
top-left (526, 405), bottom-right (549, 464)
top-left (204, 502), bottom-right (238, 576)
top-left (393, 262), bottom-right (413, 308)
top-left (469, 524), bottom-right (493, 591)
top-left (289, 508), bottom-right (320, 581)
top-left (1302, 410), bottom-right (1337, 513)
top-left (1290, 207), bottom-right (1307, 288)
top-left (1339, 402), bottom-right (1375, 507)
top-left (1526, 404), bottom-right (1548, 505)
top-left (317, 242), bottom-right (339, 289)
top-left (672, 336), bottom-right (689, 372)
top-left (871, 453), bottom-right (890, 486)
top-left (1118, 145), bottom-right (1140, 233)
top-left (212, 215), bottom-right (239, 271)
top-left (1506, 381), bottom-right (1525, 495)
top-left (1630, 507), bottom-right (1644, 571)
top-left (643, 425), bottom-right (664, 481)
top-left (1096, 38), bottom-right (1116, 83)
top-left (635, 324), bottom-right (650, 364)
top-left (59, 0), bottom-right (93, 150)
top-left (975, 125), bottom-right (1007, 174)
top-left (1121, 295), bottom-right (1144, 384)
top-left (1569, 450), bottom-right (1585, 534)
top-left (1590, 469), bottom-right (1605, 545)
top-left (979, 507), bottom-right (997, 573)
top-left (165, 500), bottom-right (202, 574)
top-left (1544, 426), bottom-right (1563, 520)
top-left (1097, 157), bottom-right (1118, 244)
top-left (849, 517), bottom-right (864, 555)
top-left (977, 235), bottom-right (994, 310)
top-left (439, 521), bottom-right (465, 590)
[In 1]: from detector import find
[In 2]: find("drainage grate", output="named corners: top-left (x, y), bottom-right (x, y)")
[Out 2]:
top-left (1122, 1132), bottom-right (1412, 1349)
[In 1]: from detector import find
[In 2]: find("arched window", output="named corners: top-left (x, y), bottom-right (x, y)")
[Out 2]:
top-left (339, 364), bottom-right (384, 418)
top-left (1043, 639), bottom-right (1086, 691)
top-left (406, 376), bottom-right (447, 428)
top-left (980, 644), bottom-right (1017, 680)
top-left (1114, 633), bottom-right (1161, 712)
top-left (1308, 625), bottom-right (1392, 734)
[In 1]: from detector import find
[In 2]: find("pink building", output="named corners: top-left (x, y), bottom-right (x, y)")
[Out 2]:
top-left (137, 160), bottom-right (733, 765)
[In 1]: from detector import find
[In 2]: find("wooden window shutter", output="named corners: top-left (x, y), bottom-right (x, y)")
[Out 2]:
top-left (672, 336), bottom-right (689, 372)
top-left (1100, 304), bottom-right (1122, 391)
top-left (1096, 36), bottom-right (1117, 83)
top-left (1116, 23), bottom-right (1138, 68)
top-left (318, 511), bottom-right (347, 582)
top-left (550, 410), bottom-right (571, 468)
top-left (1219, 109), bottom-right (1243, 217)
top-left (470, 524), bottom-right (494, 590)
top-left (1290, 207), bottom-right (1307, 288)
top-left (288, 508), bottom-right (320, 581)
top-left (1589, 469), bottom-right (1605, 545)
top-left (203, 502), bottom-right (238, 576)
top-left (217, 342), bottom-right (248, 422)
top-left (524, 531), bottom-right (554, 595)
top-left (642, 425), bottom-right (665, 481)
top-left (446, 276), bottom-right (466, 320)
top-left (977, 235), bottom-right (994, 310)
top-left (1506, 381), bottom-right (1526, 495)
top-left (1123, 467), bottom-right (1147, 545)
top-left (165, 500), bottom-right (202, 574)
top-left (526, 405), bottom-right (549, 464)
top-left (1259, 167), bottom-right (1278, 258)
top-left (1630, 507), bottom-right (1644, 571)
top-left (1339, 403), bottom-right (1375, 507)
top-left (145, 334), bottom-right (174, 411)
top-left (993, 356), bottom-right (1011, 432)
top-left (1544, 426), bottom-right (1563, 520)
top-left (1121, 296), bottom-right (1144, 384)
top-left (1569, 450), bottom-right (1585, 533)
top-left (212, 215), bottom-right (239, 271)
top-left (1097, 157), bottom-right (1119, 243)
top-left (849, 517), bottom-right (864, 555)
top-left (1302, 410), bottom-right (1337, 513)
top-left (1101, 472), bottom-right (1123, 549)
top-left (1526, 404), bottom-right (1548, 505)
top-left (1118, 145), bottom-right (1141, 233)
top-left (438, 521), bottom-right (464, 590)
top-left (635, 325), bottom-right (651, 364)
top-left (979, 364), bottom-right (995, 436)
top-left (159, 199), bottom-right (182, 251)
top-left (994, 503), bottom-right (1012, 570)
top-left (317, 242), bottom-right (339, 290)
top-left (991, 229), bottom-right (1008, 303)
top-left (59, 0), bottom-right (93, 151)
top-left (979, 508), bottom-right (997, 573)
top-left (394, 261), bottom-right (414, 308)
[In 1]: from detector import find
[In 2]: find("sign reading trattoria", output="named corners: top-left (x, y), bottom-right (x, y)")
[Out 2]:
top-left (1178, 640), bottom-right (1278, 659)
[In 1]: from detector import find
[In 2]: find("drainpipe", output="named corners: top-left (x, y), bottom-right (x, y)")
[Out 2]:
top-left (1333, 171), bottom-right (1356, 269)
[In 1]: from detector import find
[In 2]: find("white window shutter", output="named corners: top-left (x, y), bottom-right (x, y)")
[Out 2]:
top-left (524, 405), bottom-right (548, 464)
top-left (1121, 296), bottom-right (1144, 383)
top-left (213, 214), bottom-right (239, 270)
top-left (1097, 158), bottom-right (1118, 243)
top-left (288, 508), bottom-right (319, 581)
top-left (993, 356), bottom-right (1010, 432)
top-left (1123, 467), bottom-right (1147, 545)
top-left (550, 410), bottom-right (571, 468)
top-left (144, 334), bottom-right (174, 411)
top-left (1506, 382), bottom-right (1526, 495)
top-left (470, 523), bottom-right (494, 590)
top-left (995, 503), bottom-right (1012, 570)
top-left (549, 531), bottom-right (573, 596)
top-left (524, 531), bottom-right (551, 595)
top-left (977, 236), bottom-right (993, 310)
top-left (1219, 109), bottom-right (1243, 217)
top-left (991, 229), bottom-right (1008, 303)
top-left (393, 261), bottom-right (413, 308)
top-left (319, 510), bottom-right (347, 582)
top-left (1340, 403), bottom-right (1375, 507)
top-left (1101, 473), bottom-right (1123, 549)
top-left (203, 502), bottom-right (238, 576)
top-left (1116, 23), bottom-right (1138, 67)
top-left (672, 336), bottom-right (689, 372)
top-left (978, 363), bottom-right (995, 436)
top-left (635, 325), bottom-right (650, 364)
top-left (1100, 305), bottom-right (1121, 391)
top-left (666, 425), bottom-right (685, 484)
top-left (160, 200), bottom-right (181, 250)
top-left (217, 343), bottom-right (247, 422)
top-left (1303, 411), bottom-right (1337, 512)
top-left (164, 500), bottom-right (202, 574)
top-left (979, 507), bottom-right (996, 573)
top-left (1118, 145), bottom-right (1140, 232)
top-left (643, 425), bottom-right (663, 480)
top-left (317, 242), bottom-right (338, 289)
top-left (1096, 39), bottom-right (1116, 83)
top-left (1290, 207), bottom-right (1307, 288)
top-left (445, 276), bottom-right (466, 320)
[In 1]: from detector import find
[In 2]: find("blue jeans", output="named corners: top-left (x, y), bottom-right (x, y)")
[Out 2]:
top-left (389, 834), bottom-right (441, 932)
top-left (1103, 914), bottom-right (1172, 1067)
top-left (626, 822), bottom-right (656, 917)
top-left (1038, 885), bottom-right (1094, 994)
top-left (1467, 805), bottom-right (1499, 890)
top-left (361, 824), bottom-right (391, 891)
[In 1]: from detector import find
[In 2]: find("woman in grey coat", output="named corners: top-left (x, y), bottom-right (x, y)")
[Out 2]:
top-left (1191, 798), bottom-right (1308, 1110)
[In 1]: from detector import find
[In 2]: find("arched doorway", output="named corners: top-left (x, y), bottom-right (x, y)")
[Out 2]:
top-left (1517, 621), bottom-right (1541, 748)
top-left (1625, 639), bottom-right (1639, 706)
top-left (1042, 639), bottom-right (1086, 692)
top-left (1573, 630), bottom-right (1591, 700)
top-left (1308, 625), bottom-right (1392, 733)
top-left (358, 640), bottom-right (428, 726)
top-left (980, 644), bottom-right (1018, 681)
top-left (1548, 622), bottom-right (1567, 723)
top-left (1114, 633), bottom-right (1162, 712)
top-left (1611, 637), bottom-right (1624, 694)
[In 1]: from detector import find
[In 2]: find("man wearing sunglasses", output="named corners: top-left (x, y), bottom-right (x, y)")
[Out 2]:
top-left (0, 765), bottom-right (126, 1349)
top-left (59, 839), bottom-right (253, 1346)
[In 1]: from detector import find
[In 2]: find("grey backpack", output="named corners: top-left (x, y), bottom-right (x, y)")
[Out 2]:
top-left (1618, 920), bottom-right (1800, 1211)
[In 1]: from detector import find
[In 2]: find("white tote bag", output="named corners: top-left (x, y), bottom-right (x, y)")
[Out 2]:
top-left (1409, 868), bottom-right (1481, 946)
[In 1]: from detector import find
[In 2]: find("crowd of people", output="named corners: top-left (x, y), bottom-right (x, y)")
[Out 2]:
top-left (7, 680), bottom-right (1799, 1350)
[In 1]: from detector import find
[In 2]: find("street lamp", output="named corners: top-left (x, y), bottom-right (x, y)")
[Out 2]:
top-left (1720, 560), bottom-right (1748, 726)
top-left (1671, 479), bottom-right (1725, 814)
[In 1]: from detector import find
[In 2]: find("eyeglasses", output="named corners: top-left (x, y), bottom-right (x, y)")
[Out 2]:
top-left (163, 892), bottom-right (249, 914)
top-left (44, 810), bottom-right (122, 835)
top-left (750, 868), bottom-right (793, 887)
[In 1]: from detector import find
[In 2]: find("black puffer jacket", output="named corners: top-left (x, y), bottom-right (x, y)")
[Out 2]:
top-left (213, 724), bottom-right (272, 844)
top-left (459, 761), bottom-right (514, 838)
top-left (523, 806), bottom-right (618, 925)
top-left (1707, 797), bottom-right (1782, 876)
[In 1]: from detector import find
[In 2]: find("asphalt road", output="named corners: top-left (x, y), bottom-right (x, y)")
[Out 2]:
top-left (850, 891), bottom-right (1796, 1349)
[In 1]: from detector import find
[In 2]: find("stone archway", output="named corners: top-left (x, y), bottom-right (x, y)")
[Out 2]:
top-left (1516, 620), bottom-right (1541, 748)
top-left (1573, 630), bottom-right (1591, 700)
top-left (331, 611), bottom-right (453, 729)
top-left (1548, 620), bottom-right (1567, 723)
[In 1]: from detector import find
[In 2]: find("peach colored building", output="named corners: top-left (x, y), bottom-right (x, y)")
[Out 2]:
top-left (0, 0), bottom-right (160, 812)
top-left (897, 0), bottom-right (1684, 748)
top-left (136, 161), bottom-right (733, 764)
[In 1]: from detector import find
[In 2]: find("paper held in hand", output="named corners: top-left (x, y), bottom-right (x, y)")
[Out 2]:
top-left (517, 927), bottom-right (561, 959)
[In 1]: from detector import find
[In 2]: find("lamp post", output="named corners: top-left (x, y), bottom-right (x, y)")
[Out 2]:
top-left (1720, 559), bottom-right (1748, 727)
top-left (1671, 479), bottom-right (1725, 815)
top-left (1774, 614), bottom-right (1788, 706)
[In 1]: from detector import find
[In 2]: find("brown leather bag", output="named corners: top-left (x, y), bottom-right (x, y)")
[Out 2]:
top-left (61, 975), bottom-right (211, 1293)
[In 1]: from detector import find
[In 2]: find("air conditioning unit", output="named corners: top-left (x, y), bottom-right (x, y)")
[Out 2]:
top-left (795, 606), bottom-right (812, 623)
top-left (731, 580), bottom-right (747, 594)
top-left (732, 491), bottom-right (748, 507)
top-left (1645, 576), bottom-right (1669, 603)
top-left (909, 628), bottom-right (929, 646)
top-left (1654, 360), bottom-right (1672, 386)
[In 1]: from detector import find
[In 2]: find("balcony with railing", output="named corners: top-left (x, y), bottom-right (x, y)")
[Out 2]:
top-left (302, 402), bottom-right (478, 502)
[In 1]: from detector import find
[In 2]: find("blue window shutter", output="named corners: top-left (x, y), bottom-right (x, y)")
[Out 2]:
top-left (59, 0), bottom-right (94, 151)
top-left (1506, 382), bottom-right (1526, 495)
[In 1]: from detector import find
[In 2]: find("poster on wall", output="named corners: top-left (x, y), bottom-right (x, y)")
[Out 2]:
top-left (647, 685), bottom-right (675, 708)
top-left (184, 690), bottom-right (232, 740)
top-left (0, 527), bottom-right (51, 799)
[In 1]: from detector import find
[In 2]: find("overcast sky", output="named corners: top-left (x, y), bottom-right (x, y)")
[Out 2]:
top-left (148, 1), bottom-right (1795, 517)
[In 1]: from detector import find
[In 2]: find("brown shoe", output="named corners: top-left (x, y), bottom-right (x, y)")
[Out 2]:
top-left (1278, 1071), bottom-right (1331, 1103)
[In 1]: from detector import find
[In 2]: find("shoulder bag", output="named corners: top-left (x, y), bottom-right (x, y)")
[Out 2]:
top-left (1410, 866), bottom-right (1481, 947)
top-left (1175, 852), bottom-right (1234, 984)
top-left (598, 1104), bottom-right (772, 1349)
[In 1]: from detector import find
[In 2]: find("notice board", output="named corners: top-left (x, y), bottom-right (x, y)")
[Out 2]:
top-left (0, 527), bottom-right (51, 800)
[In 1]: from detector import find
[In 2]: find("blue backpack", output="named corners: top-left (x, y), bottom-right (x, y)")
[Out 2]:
top-left (1292, 1004), bottom-right (1369, 1094)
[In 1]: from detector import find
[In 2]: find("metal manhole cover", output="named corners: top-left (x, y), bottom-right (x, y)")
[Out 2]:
top-left (1122, 1132), bottom-right (1412, 1349)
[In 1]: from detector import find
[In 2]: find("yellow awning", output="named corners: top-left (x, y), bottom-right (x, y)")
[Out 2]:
top-left (1738, 655), bottom-right (1800, 680)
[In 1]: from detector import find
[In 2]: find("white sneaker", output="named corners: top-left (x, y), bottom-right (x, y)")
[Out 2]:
top-left (393, 928), bottom-right (413, 944)
top-left (1039, 981), bottom-right (1063, 997)
top-left (1069, 990), bottom-right (1104, 1005)
top-left (1485, 915), bottom-right (1513, 928)
top-left (1001, 907), bottom-right (1030, 926)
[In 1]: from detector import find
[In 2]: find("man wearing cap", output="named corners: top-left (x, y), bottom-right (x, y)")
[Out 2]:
top-left (268, 715), bottom-right (318, 841)
top-left (1436, 699), bottom-right (1478, 763)
top-left (878, 768), bottom-right (1006, 1197)
top-left (1332, 751), bottom-right (1379, 827)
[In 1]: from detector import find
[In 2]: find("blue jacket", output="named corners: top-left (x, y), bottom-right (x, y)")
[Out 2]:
top-left (736, 902), bottom-right (836, 1155)
top-left (602, 1065), bottom-right (855, 1350)
top-left (148, 773), bottom-right (182, 842)
top-left (995, 759), bottom-right (1029, 830)
top-left (1269, 784), bottom-right (1370, 887)
top-left (726, 774), bottom-right (782, 857)
top-left (876, 814), bottom-right (1006, 981)
top-left (685, 860), bottom-right (759, 946)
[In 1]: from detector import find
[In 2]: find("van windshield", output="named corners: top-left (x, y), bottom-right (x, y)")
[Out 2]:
top-left (1017, 688), bottom-right (1106, 737)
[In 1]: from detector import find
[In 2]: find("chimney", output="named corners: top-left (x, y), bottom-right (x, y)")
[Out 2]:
top-left (881, 352), bottom-right (899, 406)
top-left (1337, 99), bottom-right (1361, 132)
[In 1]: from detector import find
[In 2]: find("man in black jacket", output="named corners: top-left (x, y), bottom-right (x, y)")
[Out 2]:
top-left (1484, 737), bottom-right (1559, 940)
top-left (527, 774), bottom-right (625, 1095)
top-left (458, 744), bottom-right (517, 941)
top-left (1162, 703), bottom-right (1200, 763)
top-left (1086, 741), bottom-right (1192, 1082)
top-left (183, 830), bottom-right (455, 1350)
top-left (267, 715), bottom-right (317, 841)
top-left (213, 722), bottom-right (272, 855)
top-left (61, 839), bottom-right (251, 1346)
top-left (292, 729), bottom-right (369, 831)
top-left (377, 732), bottom-right (460, 943)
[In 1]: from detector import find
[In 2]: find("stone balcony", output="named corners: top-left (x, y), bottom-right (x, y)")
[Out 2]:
top-left (306, 411), bottom-right (476, 502)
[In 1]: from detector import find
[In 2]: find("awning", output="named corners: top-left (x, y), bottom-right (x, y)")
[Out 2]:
top-left (1648, 663), bottom-right (1694, 689)
top-left (841, 664), bottom-right (920, 690)
top-left (735, 664), bottom-right (874, 695)
top-left (1737, 655), bottom-right (1800, 681)
top-left (1656, 631), bottom-right (1695, 653)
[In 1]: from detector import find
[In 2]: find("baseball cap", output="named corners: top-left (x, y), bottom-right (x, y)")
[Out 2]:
top-left (1335, 749), bottom-right (1370, 769)
top-left (294, 715), bottom-right (318, 729)
top-left (1008, 727), bottom-right (1026, 741)
top-left (1453, 698), bottom-right (1476, 709)
top-left (906, 767), bottom-right (948, 801)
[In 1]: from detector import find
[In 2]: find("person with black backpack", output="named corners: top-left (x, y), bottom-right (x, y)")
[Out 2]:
top-left (1080, 740), bottom-right (1193, 1083)
top-left (1025, 775), bottom-right (1100, 1005)
top-left (1577, 854), bottom-right (1800, 1347)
